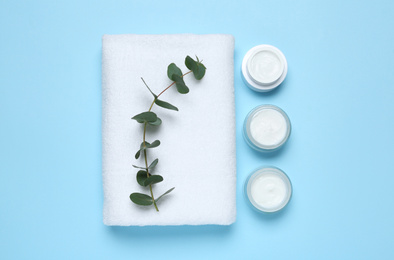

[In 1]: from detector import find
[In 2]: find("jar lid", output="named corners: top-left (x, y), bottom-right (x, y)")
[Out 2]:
top-left (242, 45), bottom-right (288, 92)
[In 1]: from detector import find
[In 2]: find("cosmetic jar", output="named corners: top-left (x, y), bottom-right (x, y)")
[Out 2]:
top-left (242, 44), bottom-right (288, 92)
top-left (245, 167), bottom-right (292, 213)
top-left (243, 105), bottom-right (291, 152)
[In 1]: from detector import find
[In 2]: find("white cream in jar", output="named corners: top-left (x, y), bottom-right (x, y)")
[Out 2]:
top-left (246, 167), bottom-right (292, 213)
top-left (244, 105), bottom-right (291, 151)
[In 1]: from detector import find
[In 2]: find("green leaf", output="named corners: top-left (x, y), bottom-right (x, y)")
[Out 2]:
top-left (141, 77), bottom-right (156, 97)
top-left (155, 99), bottom-right (179, 111)
top-left (137, 171), bottom-right (162, 187)
top-left (172, 74), bottom-right (189, 94)
top-left (135, 140), bottom-right (161, 159)
top-left (135, 149), bottom-right (141, 159)
top-left (147, 140), bottom-right (160, 148)
top-left (185, 56), bottom-right (197, 71)
top-left (133, 159), bottom-right (158, 171)
top-left (185, 56), bottom-right (206, 80)
top-left (136, 170), bottom-right (149, 186)
top-left (149, 158), bottom-right (158, 169)
top-left (144, 175), bottom-right (163, 186)
top-left (194, 63), bottom-right (206, 80)
top-left (156, 187), bottom-right (175, 202)
top-left (141, 141), bottom-right (150, 148)
top-left (132, 111), bottom-right (157, 123)
top-left (130, 193), bottom-right (153, 206)
top-left (148, 117), bottom-right (162, 126)
top-left (135, 141), bottom-right (148, 159)
top-left (132, 165), bottom-right (146, 170)
top-left (167, 63), bottom-right (182, 81)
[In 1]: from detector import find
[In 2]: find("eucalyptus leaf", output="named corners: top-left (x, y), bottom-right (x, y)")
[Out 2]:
top-left (141, 77), bottom-right (156, 97)
top-left (172, 74), bottom-right (189, 94)
top-left (132, 111), bottom-right (157, 123)
top-left (132, 165), bottom-right (146, 170)
top-left (185, 56), bottom-right (206, 80)
top-left (185, 56), bottom-right (197, 71)
top-left (130, 193), bottom-right (153, 206)
top-left (155, 99), bottom-right (179, 111)
top-left (194, 63), bottom-right (206, 80)
top-left (136, 140), bottom-right (161, 158)
top-left (148, 117), bottom-right (162, 126)
top-left (144, 175), bottom-right (164, 186)
top-left (147, 140), bottom-right (160, 148)
top-left (135, 149), bottom-right (141, 159)
top-left (149, 159), bottom-right (159, 169)
top-left (135, 141), bottom-right (148, 159)
top-left (133, 158), bottom-right (158, 171)
top-left (156, 187), bottom-right (175, 202)
top-left (167, 63), bottom-right (182, 81)
top-left (136, 170), bottom-right (149, 186)
top-left (141, 141), bottom-right (150, 148)
top-left (135, 140), bottom-right (156, 159)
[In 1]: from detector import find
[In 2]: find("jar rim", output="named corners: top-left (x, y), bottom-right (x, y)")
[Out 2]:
top-left (246, 47), bottom-right (285, 85)
top-left (241, 44), bottom-right (288, 92)
top-left (245, 166), bottom-right (292, 213)
top-left (243, 104), bottom-right (291, 151)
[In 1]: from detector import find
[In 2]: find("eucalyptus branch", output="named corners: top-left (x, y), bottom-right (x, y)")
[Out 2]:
top-left (142, 71), bottom-right (191, 211)
top-left (130, 56), bottom-right (206, 211)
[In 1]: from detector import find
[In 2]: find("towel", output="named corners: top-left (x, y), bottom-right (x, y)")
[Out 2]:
top-left (102, 34), bottom-right (236, 226)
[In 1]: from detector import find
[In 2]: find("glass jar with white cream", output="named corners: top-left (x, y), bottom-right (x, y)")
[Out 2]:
top-left (243, 104), bottom-right (291, 152)
top-left (245, 167), bottom-right (292, 213)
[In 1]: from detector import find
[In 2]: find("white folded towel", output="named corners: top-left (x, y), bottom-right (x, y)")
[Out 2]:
top-left (102, 34), bottom-right (236, 226)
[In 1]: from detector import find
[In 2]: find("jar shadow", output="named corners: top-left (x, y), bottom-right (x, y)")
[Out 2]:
top-left (249, 199), bottom-right (293, 222)
top-left (248, 138), bottom-right (292, 159)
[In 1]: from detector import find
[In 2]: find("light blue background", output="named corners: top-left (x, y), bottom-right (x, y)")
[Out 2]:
top-left (1, 0), bottom-right (394, 259)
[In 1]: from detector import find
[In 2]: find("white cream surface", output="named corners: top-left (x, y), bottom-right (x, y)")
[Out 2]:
top-left (248, 50), bottom-right (284, 84)
top-left (251, 173), bottom-right (287, 210)
top-left (250, 108), bottom-right (287, 147)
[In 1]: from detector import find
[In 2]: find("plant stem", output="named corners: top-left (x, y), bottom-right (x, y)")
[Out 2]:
top-left (157, 70), bottom-right (192, 98)
top-left (143, 123), bottom-right (159, 211)
top-left (142, 70), bottom-right (192, 211)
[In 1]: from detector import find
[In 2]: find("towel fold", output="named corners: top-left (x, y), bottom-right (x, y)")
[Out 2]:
top-left (102, 34), bottom-right (236, 226)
